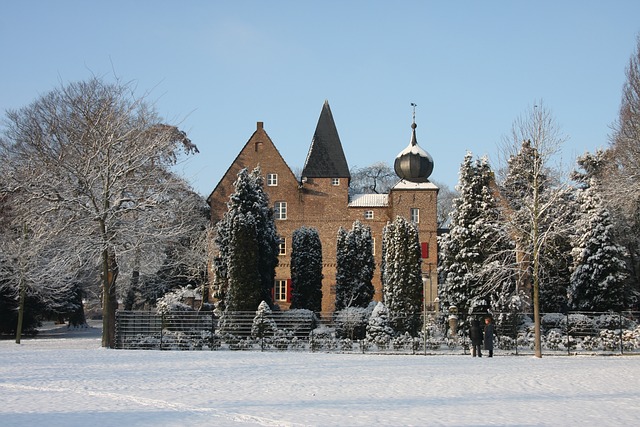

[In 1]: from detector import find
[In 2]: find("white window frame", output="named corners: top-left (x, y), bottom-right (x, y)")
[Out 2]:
top-left (267, 173), bottom-right (278, 186)
top-left (279, 237), bottom-right (286, 255)
top-left (274, 280), bottom-right (287, 302)
top-left (275, 201), bottom-right (287, 220)
top-left (411, 208), bottom-right (420, 223)
top-left (372, 237), bottom-right (376, 256)
top-left (364, 210), bottom-right (374, 220)
top-left (332, 178), bottom-right (340, 186)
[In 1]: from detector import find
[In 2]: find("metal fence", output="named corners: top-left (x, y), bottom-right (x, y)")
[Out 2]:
top-left (114, 309), bottom-right (640, 355)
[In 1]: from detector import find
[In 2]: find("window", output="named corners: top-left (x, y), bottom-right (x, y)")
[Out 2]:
top-left (279, 237), bottom-right (286, 255)
top-left (372, 237), bottom-right (376, 255)
top-left (332, 178), bottom-right (340, 186)
top-left (411, 208), bottom-right (420, 223)
top-left (255, 142), bottom-right (263, 152)
top-left (364, 210), bottom-right (374, 220)
top-left (275, 201), bottom-right (287, 220)
top-left (274, 280), bottom-right (287, 302)
top-left (267, 173), bottom-right (278, 186)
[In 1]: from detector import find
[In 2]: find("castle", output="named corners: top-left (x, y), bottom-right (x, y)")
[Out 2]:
top-left (207, 101), bottom-right (438, 313)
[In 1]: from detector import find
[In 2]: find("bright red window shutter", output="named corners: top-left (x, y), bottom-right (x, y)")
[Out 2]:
top-left (421, 242), bottom-right (429, 259)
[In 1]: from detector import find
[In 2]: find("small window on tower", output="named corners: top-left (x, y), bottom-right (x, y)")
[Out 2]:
top-left (332, 178), bottom-right (340, 186)
top-left (411, 208), bottom-right (420, 223)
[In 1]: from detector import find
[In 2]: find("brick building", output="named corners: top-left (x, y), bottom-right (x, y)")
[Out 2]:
top-left (207, 101), bottom-right (438, 313)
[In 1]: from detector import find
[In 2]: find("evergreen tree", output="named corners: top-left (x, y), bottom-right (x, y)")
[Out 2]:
top-left (251, 300), bottom-right (277, 339)
top-left (215, 167), bottom-right (280, 312)
top-left (290, 226), bottom-right (323, 312)
top-left (366, 302), bottom-right (394, 348)
top-left (569, 183), bottom-right (630, 311)
top-left (438, 153), bottom-right (510, 317)
top-left (226, 212), bottom-right (262, 312)
top-left (381, 216), bottom-right (423, 335)
top-left (335, 221), bottom-right (375, 310)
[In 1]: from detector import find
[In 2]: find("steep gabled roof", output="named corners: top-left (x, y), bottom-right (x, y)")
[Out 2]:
top-left (301, 100), bottom-right (351, 179)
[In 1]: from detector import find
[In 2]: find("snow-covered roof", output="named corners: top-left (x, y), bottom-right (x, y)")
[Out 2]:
top-left (391, 179), bottom-right (439, 191)
top-left (348, 193), bottom-right (389, 207)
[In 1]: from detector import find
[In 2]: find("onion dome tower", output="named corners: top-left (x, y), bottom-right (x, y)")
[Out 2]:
top-left (394, 103), bottom-right (434, 182)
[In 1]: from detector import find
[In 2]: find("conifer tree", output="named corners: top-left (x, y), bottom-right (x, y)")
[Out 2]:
top-left (381, 216), bottom-right (422, 335)
top-left (569, 183), bottom-right (629, 312)
top-left (215, 167), bottom-right (279, 312)
top-left (335, 221), bottom-right (375, 310)
top-left (438, 153), bottom-right (510, 317)
top-left (290, 226), bottom-right (323, 312)
top-left (366, 302), bottom-right (394, 348)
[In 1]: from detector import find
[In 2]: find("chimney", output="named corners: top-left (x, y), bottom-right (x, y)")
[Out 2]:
top-left (257, 121), bottom-right (264, 130)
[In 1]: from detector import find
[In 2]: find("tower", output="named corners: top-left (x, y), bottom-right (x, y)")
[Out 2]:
top-left (389, 104), bottom-right (439, 308)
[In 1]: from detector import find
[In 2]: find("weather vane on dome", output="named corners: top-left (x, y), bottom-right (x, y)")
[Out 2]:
top-left (411, 102), bottom-right (417, 124)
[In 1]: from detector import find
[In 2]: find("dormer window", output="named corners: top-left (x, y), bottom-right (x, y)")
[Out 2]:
top-left (332, 178), bottom-right (340, 186)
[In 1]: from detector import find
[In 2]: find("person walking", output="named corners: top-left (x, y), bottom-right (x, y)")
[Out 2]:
top-left (484, 317), bottom-right (495, 357)
top-left (469, 319), bottom-right (483, 357)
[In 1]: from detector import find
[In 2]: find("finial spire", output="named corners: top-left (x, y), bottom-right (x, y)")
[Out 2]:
top-left (410, 103), bottom-right (418, 145)
top-left (411, 102), bottom-right (417, 125)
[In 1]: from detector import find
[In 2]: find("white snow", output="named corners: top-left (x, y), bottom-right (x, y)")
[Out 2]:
top-left (1, 322), bottom-right (640, 426)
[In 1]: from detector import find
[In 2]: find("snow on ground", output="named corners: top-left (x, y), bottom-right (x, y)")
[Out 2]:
top-left (1, 322), bottom-right (640, 427)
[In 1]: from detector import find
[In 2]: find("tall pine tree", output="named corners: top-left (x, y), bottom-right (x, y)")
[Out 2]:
top-left (290, 226), bottom-right (323, 312)
top-left (381, 216), bottom-right (423, 335)
top-left (438, 153), bottom-right (509, 317)
top-left (335, 221), bottom-right (375, 310)
top-left (569, 182), bottom-right (629, 312)
top-left (215, 167), bottom-right (279, 312)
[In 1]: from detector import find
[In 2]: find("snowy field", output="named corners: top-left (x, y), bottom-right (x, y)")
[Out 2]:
top-left (1, 323), bottom-right (640, 427)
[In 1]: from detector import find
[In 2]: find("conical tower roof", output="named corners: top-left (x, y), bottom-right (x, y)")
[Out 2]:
top-left (301, 101), bottom-right (350, 179)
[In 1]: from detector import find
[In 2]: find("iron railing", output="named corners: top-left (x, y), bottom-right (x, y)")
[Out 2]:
top-left (114, 309), bottom-right (640, 355)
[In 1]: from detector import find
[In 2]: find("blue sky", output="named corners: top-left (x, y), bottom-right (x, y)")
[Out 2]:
top-left (1, 1), bottom-right (639, 197)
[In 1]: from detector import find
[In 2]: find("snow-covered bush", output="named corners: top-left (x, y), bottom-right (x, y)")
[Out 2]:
top-left (541, 313), bottom-right (565, 331)
top-left (365, 302), bottom-right (394, 349)
top-left (599, 329), bottom-right (621, 351)
top-left (392, 332), bottom-right (416, 351)
top-left (497, 336), bottom-right (515, 350)
top-left (334, 306), bottom-right (371, 340)
top-left (544, 329), bottom-right (566, 351)
top-left (156, 287), bottom-right (195, 315)
top-left (579, 335), bottom-right (599, 351)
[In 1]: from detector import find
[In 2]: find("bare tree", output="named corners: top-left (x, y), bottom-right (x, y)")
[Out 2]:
top-left (431, 179), bottom-right (456, 229)
top-left (0, 77), bottom-right (199, 347)
top-left (499, 100), bottom-right (572, 358)
top-left (606, 35), bottom-right (640, 297)
top-left (349, 162), bottom-right (398, 195)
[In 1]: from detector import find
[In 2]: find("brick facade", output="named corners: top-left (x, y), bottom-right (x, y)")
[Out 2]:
top-left (208, 117), bottom-right (438, 313)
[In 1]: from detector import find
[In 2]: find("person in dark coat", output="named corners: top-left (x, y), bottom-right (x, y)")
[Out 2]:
top-left (484, 317), bottom-right (495, 357)
top-left (469, 319), bottom-right (483, 357)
